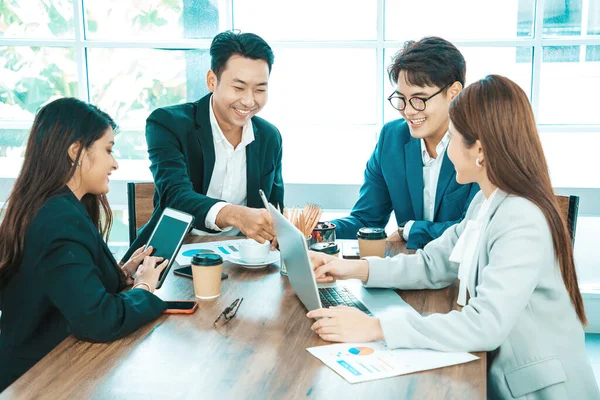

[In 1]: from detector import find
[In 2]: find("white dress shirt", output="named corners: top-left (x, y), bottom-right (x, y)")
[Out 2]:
top-left (403, 132), bottom-right (450, 240)
top-left (191, 97), bottom-right (254, 237)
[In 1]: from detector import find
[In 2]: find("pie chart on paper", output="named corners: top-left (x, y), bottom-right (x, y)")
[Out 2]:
top-left (182, 249), bottom-right (216, 257)
top-left (348, 347), bottom-right (375, 356)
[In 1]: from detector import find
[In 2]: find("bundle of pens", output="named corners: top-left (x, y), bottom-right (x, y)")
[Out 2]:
top-left (282, 204), bottom-right (323, 239)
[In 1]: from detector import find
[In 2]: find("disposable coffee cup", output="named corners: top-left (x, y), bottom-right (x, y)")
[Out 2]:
top-left (309, 242), bottom-right (340, 258)
top-left (356, 227), bottom-right (387, 258)
top-left (191, 253), bottom-right (223, 300)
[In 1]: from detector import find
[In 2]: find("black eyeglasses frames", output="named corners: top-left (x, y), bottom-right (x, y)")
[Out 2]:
top-left (214, 298), bottom-right (244, 326)
top-left (387, 82), bottom-right (453, 112)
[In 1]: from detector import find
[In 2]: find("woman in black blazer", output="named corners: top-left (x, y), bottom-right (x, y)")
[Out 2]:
top-left (0, 98), bottom-right (169, 391)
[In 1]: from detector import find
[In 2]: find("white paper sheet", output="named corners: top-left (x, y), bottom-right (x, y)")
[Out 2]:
top-left (307, 342), bottom-right (479, 384)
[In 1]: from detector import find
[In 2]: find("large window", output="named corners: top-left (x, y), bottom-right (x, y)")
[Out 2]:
top-left (1, 1), bottom-right (600, 264)
top-left (3, 1), bottom-right (599, 182)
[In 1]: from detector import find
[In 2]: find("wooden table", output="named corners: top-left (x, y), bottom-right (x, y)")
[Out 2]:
top-left (3, 237), bottom-right (486, 399)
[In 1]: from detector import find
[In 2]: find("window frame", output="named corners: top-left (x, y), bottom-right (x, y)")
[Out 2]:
top-left (2, 0), bottom-right (600, 319)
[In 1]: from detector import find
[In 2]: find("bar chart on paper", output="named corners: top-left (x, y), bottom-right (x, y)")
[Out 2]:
top-left (307, 342), bottom-right (479, 383)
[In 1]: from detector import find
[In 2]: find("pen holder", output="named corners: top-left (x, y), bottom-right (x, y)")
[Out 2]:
top-left (280, 237), bottom-right (312, 276)
top-left (310, 221), bottom-right (336, 244)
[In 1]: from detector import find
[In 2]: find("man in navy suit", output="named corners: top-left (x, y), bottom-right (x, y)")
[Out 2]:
top-left (333, 37), bottom-right (479, 249)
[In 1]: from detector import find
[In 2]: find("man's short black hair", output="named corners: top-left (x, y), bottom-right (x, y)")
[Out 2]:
top-left (210, 30), bottom-right (275, 79)
top-left (388, 37), bottom-right (466, 89)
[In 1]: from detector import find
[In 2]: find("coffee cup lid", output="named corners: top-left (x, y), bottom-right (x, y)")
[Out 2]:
top-left (356, 227), bottom-right (387, 240)
top-left (309, 242), bottom-right (339, 255)
top-left (192, 253), bottom-right (223, 266)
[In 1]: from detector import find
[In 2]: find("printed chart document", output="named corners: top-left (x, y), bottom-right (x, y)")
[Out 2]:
top-left (175, 239), bottom-right (280, 266)
top-left (175, 239), bottom-right (245, 266)
top-left (307, 342), bottom-right (479, 384)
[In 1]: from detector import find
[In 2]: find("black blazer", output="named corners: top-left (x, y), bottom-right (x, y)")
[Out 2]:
top-left (0, 189), bottom-right (166, 391)
top-left (126, 94), bottom-right (284, 260)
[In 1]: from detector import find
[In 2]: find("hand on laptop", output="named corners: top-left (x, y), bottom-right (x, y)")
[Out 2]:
top-left (309, 251), bottom-right (370, 283)
top-left (307, 306), bottom-right (384, 343)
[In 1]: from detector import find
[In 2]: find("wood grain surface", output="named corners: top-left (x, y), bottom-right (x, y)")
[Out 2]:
top-left (3, 237), bottom-right (486, 400)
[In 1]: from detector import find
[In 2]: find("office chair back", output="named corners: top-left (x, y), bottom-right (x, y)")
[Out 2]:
top-left (127, 182), bottom-right (155, 245)
top-left (555, 194), bottom-right (579, 247)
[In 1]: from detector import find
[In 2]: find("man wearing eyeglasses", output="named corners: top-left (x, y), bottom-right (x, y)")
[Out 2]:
top-left (332, 37), bottom-right (479, 249)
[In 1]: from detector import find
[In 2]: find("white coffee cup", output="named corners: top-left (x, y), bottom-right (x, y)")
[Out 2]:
top-left (239, 239), bottom-right (270, 263)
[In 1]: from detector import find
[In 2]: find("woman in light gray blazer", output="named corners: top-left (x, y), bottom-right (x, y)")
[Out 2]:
top-left (307, 75), bottom-right (599, 399)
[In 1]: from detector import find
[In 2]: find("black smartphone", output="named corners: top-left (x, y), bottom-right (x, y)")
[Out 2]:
top-left (174, 266), bottom-right (228, 280)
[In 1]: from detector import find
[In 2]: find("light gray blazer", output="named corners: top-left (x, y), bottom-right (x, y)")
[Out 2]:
top-left (365, 190), bottom-right (599, 399)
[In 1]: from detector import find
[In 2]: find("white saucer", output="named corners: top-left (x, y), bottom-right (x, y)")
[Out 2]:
top-left (228, 252), bottom-right (279, 269)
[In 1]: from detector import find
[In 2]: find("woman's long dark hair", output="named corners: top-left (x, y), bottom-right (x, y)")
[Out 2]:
top-left (449, 75), bottom-right (586, 324)
top-left (0, 97), bottom-right (117, 287)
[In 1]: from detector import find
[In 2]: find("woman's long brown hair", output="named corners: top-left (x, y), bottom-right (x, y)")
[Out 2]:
top-left (0, 98), bottom-right (116, 288)
top-left (449, 75), bottom-right (586, 324)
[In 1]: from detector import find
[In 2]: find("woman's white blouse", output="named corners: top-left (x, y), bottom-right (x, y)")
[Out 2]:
top-left (449, 189), bottom-right (499, 306)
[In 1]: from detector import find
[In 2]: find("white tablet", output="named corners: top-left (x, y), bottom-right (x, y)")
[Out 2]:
top-left (145, 207), bottom-right (194, 289)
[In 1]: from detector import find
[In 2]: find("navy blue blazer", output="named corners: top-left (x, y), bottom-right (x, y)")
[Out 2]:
top-left (0, 188), bottom-right (166, 391)
top-left (333, 119), bottom-right (479, 249)
top-left (125, 94), bottom-right (284, 261)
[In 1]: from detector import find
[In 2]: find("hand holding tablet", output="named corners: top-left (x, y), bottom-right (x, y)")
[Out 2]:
top-left (144, 207), bottom-right (195, 289)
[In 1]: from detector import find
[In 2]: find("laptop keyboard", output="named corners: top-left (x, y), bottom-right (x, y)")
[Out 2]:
top-left (318, 286), bottom-right (373, 316)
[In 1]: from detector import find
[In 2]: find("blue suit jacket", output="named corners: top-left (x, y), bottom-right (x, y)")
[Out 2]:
top-left (332, 119), bottom-right (479, 249)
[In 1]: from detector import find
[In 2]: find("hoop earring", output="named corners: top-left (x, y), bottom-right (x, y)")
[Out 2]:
top-left (475, 158), bottom-right (483, 167)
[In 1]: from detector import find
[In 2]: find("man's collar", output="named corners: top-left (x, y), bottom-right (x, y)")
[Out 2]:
top-left (420, 131), bottom-right (450, 162)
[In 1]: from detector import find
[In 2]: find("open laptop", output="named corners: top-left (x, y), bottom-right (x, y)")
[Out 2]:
top-left (259, 191), bottom-right (417, 318)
